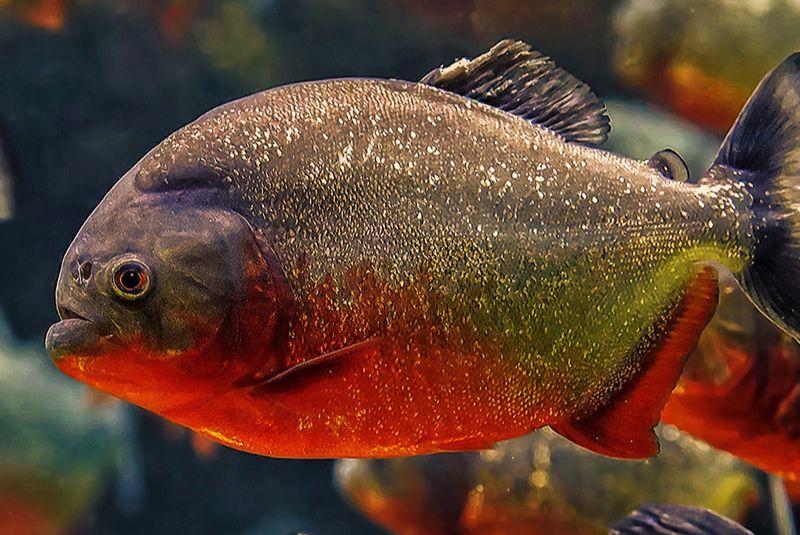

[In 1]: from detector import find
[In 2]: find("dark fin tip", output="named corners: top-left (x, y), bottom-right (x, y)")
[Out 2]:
top-left (711, 51), bottom-right (800, 341)
top-left (552, 267), bottom-right (718, 459)
top-left (609, 503), bottom-right (754, 535)
top-left (421, 39), bottom-right (610, 145)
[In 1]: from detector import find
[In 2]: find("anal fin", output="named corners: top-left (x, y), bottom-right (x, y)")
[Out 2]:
top-left (553, 266), bottom-right (719, 458)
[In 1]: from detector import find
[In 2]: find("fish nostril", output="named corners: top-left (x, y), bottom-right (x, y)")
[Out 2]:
top-left (78, 260), bottom-right (93, 282)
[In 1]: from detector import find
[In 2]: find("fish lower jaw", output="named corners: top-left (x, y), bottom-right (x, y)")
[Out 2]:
top-left (45, 318), bottom-right (108, 360)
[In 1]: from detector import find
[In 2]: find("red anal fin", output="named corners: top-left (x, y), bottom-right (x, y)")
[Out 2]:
top-left (553, 266), bottom-right (719, 458)
top-left (257, 339), bottom-right (381, 392)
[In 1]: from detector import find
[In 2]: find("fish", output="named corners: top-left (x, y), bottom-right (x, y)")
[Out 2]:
top-left (789, 480), bottom-right (800, 503)
top-left (0, 0), bottom-right (69, 31)
top-left (613, 0), bottom-right (800, 133)
top-left (336, 454), bottom-right (473, 535)
top-left (601, 96), bottom-right (800, 488)
top-left (110, 0), bottom-right (209, 44)
top-left (152, 0), bottom-right (206, 44)
top-left (662, 272), bottom-right (800, 483)
top-left (194, 2), bottom-right (273, 88)
top-left (44, 39), bottom-right (800, 459)
top-left (0, 0), bottom-right (208, 41)
top-left (392, 0), bottom-right (609, 37)
top-left (609, 503), bottom-right (754, 535)
top-left (0, 315), bottom-right (139, 535)
top-left (603, 100), bottom-right (718, 181)
top-left (334, 427), bottom-right (758, 535)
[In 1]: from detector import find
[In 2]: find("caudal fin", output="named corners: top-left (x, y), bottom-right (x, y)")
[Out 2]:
top-left (711, 53), bottom-right (800, 340)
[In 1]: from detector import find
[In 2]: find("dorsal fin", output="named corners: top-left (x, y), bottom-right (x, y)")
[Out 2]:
top-left (609, 503), bottom-right (754, 535)
top-left (421, 39), bottom-right (610, 145)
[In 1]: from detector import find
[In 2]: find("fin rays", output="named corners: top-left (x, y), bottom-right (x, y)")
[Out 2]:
top-left (421, 39), bottom-right (610, 145)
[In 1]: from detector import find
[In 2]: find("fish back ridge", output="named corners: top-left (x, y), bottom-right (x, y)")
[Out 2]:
top-left (420, 39), bottom-right (610, 145)
top-left (709, 52), bottom-right (800, 341)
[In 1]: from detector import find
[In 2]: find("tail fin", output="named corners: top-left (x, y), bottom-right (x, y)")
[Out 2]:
top-left (711, 53), bottom-right (800, 340)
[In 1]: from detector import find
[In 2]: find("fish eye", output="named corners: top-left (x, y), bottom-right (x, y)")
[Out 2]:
top-left (647, 149), bottom-right (690, 182)
top-left (112, 260), bottom-right (152, 300)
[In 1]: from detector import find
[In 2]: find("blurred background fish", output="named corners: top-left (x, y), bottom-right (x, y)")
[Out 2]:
top-left (0, 0), bottom-right (68, 31)
top-left (114, 0), bottom-right (209, 44)
top-left (334, 427), bottom-right (759, 535)
top-left (663, 274), bottom-right (800, 486)
top-left (0, 0), bottom-right (211, 42)
top-left (612, 0), bottom-right (800, 133)
top-left (0, 314), bottom-right (140, 535)
top-left (0, 120), bottom-right (15, 221)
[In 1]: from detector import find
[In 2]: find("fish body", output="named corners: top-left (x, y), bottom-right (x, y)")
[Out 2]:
top-left (45, 41), bottom-right (800, 458)
top-left (613, 0), bottom-right (800, 133)
top-left (0, 0), bottom-right (68, 31)
top-left (663, 272), bottom-right (800, 482)
top-left (603, 99), bottom-right (800, 484)
top-left (334, 427), bottom-right (758, 535)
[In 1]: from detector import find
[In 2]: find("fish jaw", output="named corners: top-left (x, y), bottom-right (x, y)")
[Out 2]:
top-left (50, 344), bottom-right (226, 416)
top-left (45, 299), bottom-right (123, 360)
top-left (45, 318), bottom-right (106, 360)
top-left (46, 303), bottom-right (222, 415)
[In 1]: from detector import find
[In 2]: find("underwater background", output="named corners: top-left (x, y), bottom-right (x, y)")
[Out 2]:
top-left (1, 1), bottom-right (799, 533)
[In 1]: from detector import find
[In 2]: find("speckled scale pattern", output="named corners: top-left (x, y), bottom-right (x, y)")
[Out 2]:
top-left (139, 78), bottom-right (754, 420)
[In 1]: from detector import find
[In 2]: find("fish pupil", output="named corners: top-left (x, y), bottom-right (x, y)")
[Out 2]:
top-left (121, 270), bottom-right (141, 290)
top-left (114, 262), bottom-right (149, 296)
top-left (658, 162), bottom-right (673, 180)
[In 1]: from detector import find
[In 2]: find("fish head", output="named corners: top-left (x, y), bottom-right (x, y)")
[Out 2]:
top-left (45, 175), bottom-right (288, 412)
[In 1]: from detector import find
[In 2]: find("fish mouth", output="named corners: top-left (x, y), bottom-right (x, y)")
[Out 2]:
top-left (56, 305), bottom-right (86, 322)
top-left (45, 306), bottom-right (115, 360)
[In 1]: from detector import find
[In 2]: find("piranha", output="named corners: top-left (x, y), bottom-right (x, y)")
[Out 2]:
top-left (612, 0), bottom-right (800, 134)
top-left (662, 272), bottom-right (800, 482)
top-left (45, 40), bottom-right (800, 459)
top-left (335, 427), bottom-right (757, 535)
top-left (0, 0), bottom-right (68, 31)
top-left (0, 119), bottom-right (15, 222)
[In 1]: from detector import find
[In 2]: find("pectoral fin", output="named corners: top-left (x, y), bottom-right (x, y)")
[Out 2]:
top-left (258, 339), bottom-right (381, 392)
top-left (553, 266), bottom-right (719, 458)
